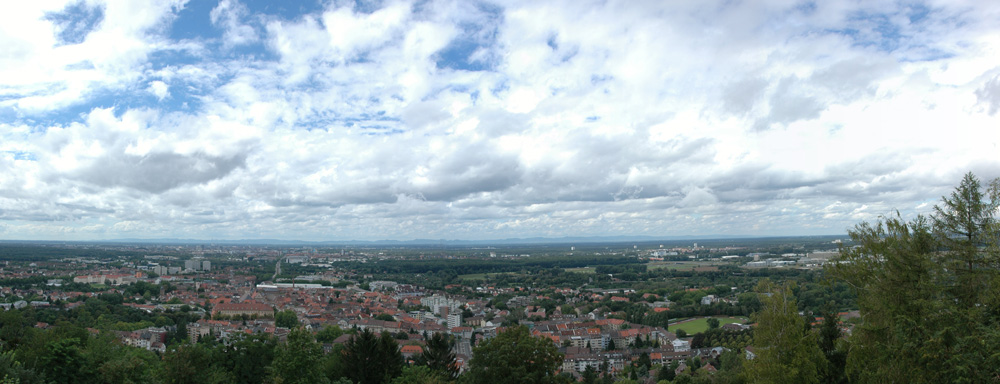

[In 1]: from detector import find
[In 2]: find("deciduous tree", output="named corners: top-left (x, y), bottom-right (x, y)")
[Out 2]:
top-left (742, 280), bottom-right (824, 384)
top-left (465, 326), bottom-right (564, 384)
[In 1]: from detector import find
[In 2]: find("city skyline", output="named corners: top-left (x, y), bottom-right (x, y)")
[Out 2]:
top-left (1, 0), bottom-right (999, 241)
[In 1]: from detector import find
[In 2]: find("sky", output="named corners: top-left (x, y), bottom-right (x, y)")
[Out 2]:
top-left (1, 0), bottom-right (999, 242)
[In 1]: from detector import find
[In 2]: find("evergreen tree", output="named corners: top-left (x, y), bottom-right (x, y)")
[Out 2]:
top-left (341, 329), bottom-right (403, 384)
top-left (829, 173), bottom-right (1000, 382)
top-left (817, 310), bottom-right (845, 384)
top-left (415, 333), bottom-right (457, 379)
top-left (581, 365), bottom-right (598, 384)
top-left (933, 172), bottom-right (1000, 306)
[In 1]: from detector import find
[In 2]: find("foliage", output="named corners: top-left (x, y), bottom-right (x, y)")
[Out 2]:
top-left (392, 365), bottom-right (450, 384)
top-left (742, 280), bottom-right (824, 384)
top-left (275, 310), bottom-right (299, 329)
top-left (465, 326), bottom-right (564, 384)
top-left (316, 325), bottom-right (345, 344)
top-left (817, 310), bottom-right (845, 384)
top-left (340, 329), bottom-right (404, 384)
top-left (271, 328), bottom-right (329, 384)
top-left (415, 333), bottom-right (458, 379)
top-left (828, 173), bottom-right (1000, 383)
top-left (219, 333), bottom-right (276, 384)
top-left (706, 318), bottom-right (719, 330)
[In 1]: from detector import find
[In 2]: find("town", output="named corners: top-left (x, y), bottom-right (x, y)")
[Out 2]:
top-left (0, 236), bottom-right (851, 383)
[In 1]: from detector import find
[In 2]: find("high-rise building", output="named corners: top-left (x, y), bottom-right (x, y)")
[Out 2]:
top-left (447, 313), bottom-right (462, 329)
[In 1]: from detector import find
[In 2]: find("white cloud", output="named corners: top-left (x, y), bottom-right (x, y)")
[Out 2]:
top-left (0, 1), bottom-right (999, 240)
top-left (148, 80), bottom-right (169, 100)
top-left (210, 0), bottom-right (258, 47)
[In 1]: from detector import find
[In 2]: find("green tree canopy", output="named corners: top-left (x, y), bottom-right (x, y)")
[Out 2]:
top-left (415, 332), bottom-right (457, 379)
top-left (828, 173), bottom-right (1000, 382)
top-left (271, 328), bottom-right (328, 384)
top-left (743, 280), bottom-right (824, 384)
top-left (340, 329), bottom-right (403, 384)
top-left (465, 325), bottom-right (564, 384)
top-left (274, 310), bottom-right (299, 329)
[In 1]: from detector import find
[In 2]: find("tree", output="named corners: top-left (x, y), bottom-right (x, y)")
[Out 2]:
top-left (828, 174), bottom-right (1000, 382)
top-left (415, 333), bottom-right (457, 379)
top-left (742, 280), bottom-right (824, 384)
top-left (465, 326), bottom-right (564, 384)
top-left (38, 338), bottom-right (87, 384)
top-left (391, 365), bottom-right (448, 384)
top-left (220, 333), bottom-right (276, 384)
top-left (932, 172), bottom-right (1000, 306)
top-left (657, 361), bottom-right (678, 382)
top-left (162, 343), bottom-right (229, 384)
top-left (270, 328), bottom-right (328, 384)
top-left (275, 310), bottom-right (299, 329)
top-left (636, 352), bottom-right (652, 372)
top-left (582, 365), bottom-right (599, 384)
top-left (316, 325), bottom-right (345, 344)
top-left (817, 310), bottom-right (845, 384)
top-left (340, 329), bottom-right (403, 384)
top-left (0, 349), bottom-right (44, 384)
top-left (707, 318), bottom-right (720, 330)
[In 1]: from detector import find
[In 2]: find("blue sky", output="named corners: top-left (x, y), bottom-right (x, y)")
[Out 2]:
top-left (0, 0), bottom-right (998, 241)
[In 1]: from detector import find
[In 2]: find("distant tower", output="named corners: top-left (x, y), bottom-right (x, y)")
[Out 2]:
top-left (571, 246), bottom-right (575, 251)
top-left (693, 243), bottom-right (698, 249)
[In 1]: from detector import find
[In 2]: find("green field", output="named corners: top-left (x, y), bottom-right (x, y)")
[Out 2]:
top-left (564, 267), bottom-right (596, 274)
top-left (670, 316), bottom-right (747, 334)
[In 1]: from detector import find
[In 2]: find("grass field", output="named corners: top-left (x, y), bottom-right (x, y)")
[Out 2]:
top-left (564, 267), bottom-right (596, 274)
top-left (670, 316), bottom-right (748, 334)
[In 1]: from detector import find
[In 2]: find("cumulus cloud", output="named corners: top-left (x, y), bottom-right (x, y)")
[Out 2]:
top-left (0, 1), bottom-right (998, 240)
top-left (148, 80), bottom-right (169, 100)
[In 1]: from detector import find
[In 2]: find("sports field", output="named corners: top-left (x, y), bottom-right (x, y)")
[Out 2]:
top-left (669, 316), bottom-right (748, 334)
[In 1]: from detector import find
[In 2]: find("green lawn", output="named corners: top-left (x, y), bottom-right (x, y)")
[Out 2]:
top-left (670, 316), bottom-right (748, 334)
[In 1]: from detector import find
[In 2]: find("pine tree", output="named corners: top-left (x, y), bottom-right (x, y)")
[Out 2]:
top-left (933, 172), bottom-right (1000, 305)
top-left (415, 333), bottom-right (457, 379)
top-left (829, 173), bottom-right (1000, 382)
top-left (341, 329), bottom-right (403, 384)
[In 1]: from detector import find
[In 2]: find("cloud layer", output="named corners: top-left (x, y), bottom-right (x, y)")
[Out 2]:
top-left (1, 0), bottom-right (999, 241)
